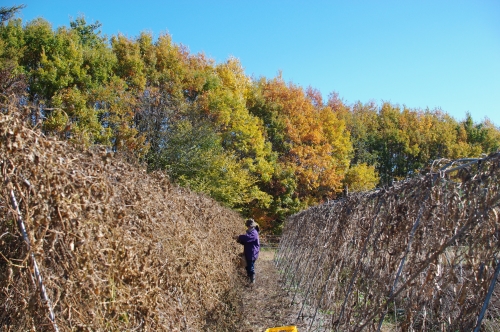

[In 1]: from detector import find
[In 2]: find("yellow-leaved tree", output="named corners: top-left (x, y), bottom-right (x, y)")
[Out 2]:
top-left (248, 75), bottom-right (352, 219)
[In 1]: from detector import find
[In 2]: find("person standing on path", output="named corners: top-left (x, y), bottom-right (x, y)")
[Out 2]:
top-left (235, 218), bottom-right (260, 283)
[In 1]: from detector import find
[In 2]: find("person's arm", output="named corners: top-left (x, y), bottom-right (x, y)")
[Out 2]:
top-left (237, 234), bottom-right (247, 244)
top-left (238, 231), bottom-right (257, 244)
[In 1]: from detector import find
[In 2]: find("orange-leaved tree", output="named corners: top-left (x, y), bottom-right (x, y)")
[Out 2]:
top-left (249, 75), bottom-right (352, 221)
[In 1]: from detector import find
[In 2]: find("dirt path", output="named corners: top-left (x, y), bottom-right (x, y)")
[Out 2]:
top-left (237, 249), bottom-right (313, 332)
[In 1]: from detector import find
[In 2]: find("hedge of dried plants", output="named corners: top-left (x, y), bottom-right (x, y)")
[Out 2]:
top-left (276, 153), bottom-right (500, 331)
top-left (0, 103), bottom-right (245, 331)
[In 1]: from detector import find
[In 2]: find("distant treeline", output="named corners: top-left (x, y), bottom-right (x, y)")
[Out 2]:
top-left (1, 9), bottom-right (499, 229)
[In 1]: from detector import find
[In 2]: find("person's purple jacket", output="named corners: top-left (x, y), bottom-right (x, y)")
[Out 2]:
top-left (237, 228), bottom-right (260, 261)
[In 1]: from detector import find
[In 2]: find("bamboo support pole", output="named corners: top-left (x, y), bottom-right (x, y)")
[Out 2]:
top-left (277, 153), bottom-right (500, 330)
top-left (336, 197), bottom-right (383, 326)
top-left (377, 189), bottom-right (431, 331)
top-left (357, 202), bottom-right (497, 330)
top-left (474, 258), bottom-right (500, 332)
top-left (9, 188), bottom-right (60, 332)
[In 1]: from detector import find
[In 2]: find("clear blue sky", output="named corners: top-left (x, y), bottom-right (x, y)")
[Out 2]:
top-left (6, 0), bottom-right (500, 127)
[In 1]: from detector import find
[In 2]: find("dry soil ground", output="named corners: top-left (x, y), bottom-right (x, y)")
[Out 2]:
top-left (235, 250), bottom-right (399, 332)
top-left (237, 249), bottom-right (321, 332)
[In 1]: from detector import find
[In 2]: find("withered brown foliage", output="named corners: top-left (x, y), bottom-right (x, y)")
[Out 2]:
top-left (0, 102), bottom-right (245, 331)
top-left (277, 154), bottom-right (500, 331)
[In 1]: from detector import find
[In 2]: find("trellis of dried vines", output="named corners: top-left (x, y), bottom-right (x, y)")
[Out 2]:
top-left (0, 102), bottom-right (245, 331)
top-left (276, 153), bottom-right (500, 331)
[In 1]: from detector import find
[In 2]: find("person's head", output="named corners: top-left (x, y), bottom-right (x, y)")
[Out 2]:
top-left (245, 218), bottom-right (257, 229)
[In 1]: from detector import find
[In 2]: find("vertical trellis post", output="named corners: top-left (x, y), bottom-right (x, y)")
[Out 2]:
top-left (307, 260), bottom-right (338, 332)
top-left (336, 197), bottom-right (383, 327)
top-left (296, 239), bottom-right (330, 322)
top-left (377, 189), bottom-right (431, 331)
top-left (9, 188), bottom-right (60, 332)
top-left (473, 258), bottom-right (500, 332)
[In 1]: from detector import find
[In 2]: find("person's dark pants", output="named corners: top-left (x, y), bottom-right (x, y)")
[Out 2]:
top-left (245, 258), bottom-right (256, 281)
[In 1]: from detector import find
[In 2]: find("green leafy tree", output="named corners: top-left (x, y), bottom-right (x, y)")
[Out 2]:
top-left (91, 77), bottom-right (148, 158)
top-left (0, 17), bottom-right (24, 72)
top-left (343, 163), bottom-right (379, 192)
top-left (480, 119), bottom-right (500, 153)
top-left (46, 87), bottom-right (105, 146)
top-left (70, 16), bottom-right (116, 90)
top-left (111, 34), bottom-right (146, 91)
top-left (31, 26), bottom-right (90, 99)
top-left (203, 58), bottom-right (275, 181)
top-left (5, 7), bottom-right (499, 232)
top-left (21, 18), bottom-right (55, 93)
top-left (149, 118), bottom-right (271, 210)
top-left (329, 97), bottom-right (379, 166)
top-left (0, 4), bottom-right (25, 23)
top-left (458, 112), bottom-right (500, 155)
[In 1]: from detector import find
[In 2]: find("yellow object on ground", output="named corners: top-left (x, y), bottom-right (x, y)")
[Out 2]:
top-left (265, 326), bottom-right (298, 332)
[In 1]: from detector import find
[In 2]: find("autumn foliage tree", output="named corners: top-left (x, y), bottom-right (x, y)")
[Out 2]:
top-left (247, 76), bottom-right (353, 225)
top-left (1, 9), bottom-right (499, 229)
